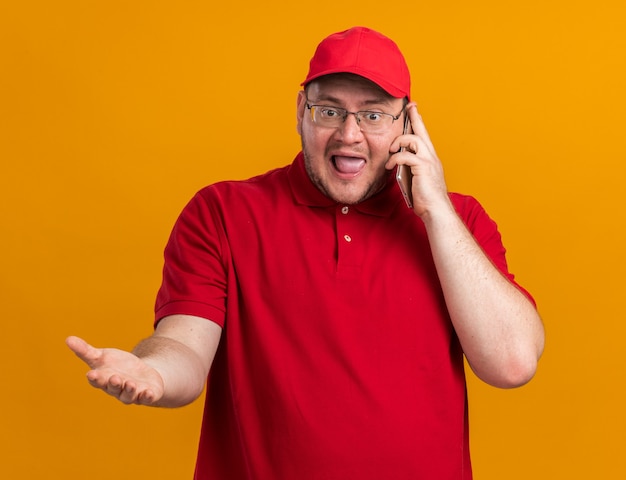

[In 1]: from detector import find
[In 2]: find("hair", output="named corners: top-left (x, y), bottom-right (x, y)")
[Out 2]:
top-left (304, 73), bottom-right (409, 105)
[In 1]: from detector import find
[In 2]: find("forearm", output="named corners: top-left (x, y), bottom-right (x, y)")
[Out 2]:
top-left (422, 202), bottom-right (545, 388)
top-left (132, 335), bottom-right (209, 407)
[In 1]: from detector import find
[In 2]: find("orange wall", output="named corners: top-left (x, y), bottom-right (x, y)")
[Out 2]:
top-left (2, 1), bottom-right (625, 478)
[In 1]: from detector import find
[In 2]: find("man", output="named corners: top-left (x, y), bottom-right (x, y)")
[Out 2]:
top-left (67, 26), bottom-right (544, 479)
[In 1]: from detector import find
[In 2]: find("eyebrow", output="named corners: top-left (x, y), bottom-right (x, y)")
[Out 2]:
top-left (310, 94), bottom-right (395, 109)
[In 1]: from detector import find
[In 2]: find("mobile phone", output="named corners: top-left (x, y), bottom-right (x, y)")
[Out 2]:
top-left (395, 114), bottom-right (413, 208)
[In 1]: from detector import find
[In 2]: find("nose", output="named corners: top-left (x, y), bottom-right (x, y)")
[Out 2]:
top-left (336, 112), bottom-right (364, 144)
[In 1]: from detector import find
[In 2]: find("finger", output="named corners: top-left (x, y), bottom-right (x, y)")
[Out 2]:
top-left (85, 368), bottom-right (117, 390)
top-left (104, 374), bottom-right (126, 397)
top-left (390, 104), bottom-right (423, 154)
top-left (66, 336), bottom-right (103, 368)
top-left (404, 102), bottom-right (417, 134)
top-left (137, 389), bottom-right (158, 405)
top-left (117, 380), bottom-right (139, 405)
top-left (118, 381), bottom-right (158, 406)
top-left (389, 136), bottom-right (418, 158)
top-left (408, 105), bottom-right (435, 151)
top-left (85, 370), bottom-right (140, 404)
top-left (406, 139), bottom-right (419, 154)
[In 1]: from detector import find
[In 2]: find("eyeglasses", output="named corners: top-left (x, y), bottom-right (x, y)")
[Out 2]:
top-left (305, 101), bottom-right (404, 134)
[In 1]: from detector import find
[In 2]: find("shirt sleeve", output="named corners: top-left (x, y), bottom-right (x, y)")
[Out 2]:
top-left (451, 193), bottom-right (536, 306)
top-left (154, 187), bottom-right (229, 327)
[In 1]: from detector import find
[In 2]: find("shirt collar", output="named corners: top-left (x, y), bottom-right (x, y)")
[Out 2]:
top-left (287, 152), bottom-right (404, 217)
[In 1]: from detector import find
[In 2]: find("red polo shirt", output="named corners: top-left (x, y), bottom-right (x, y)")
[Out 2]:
top-left (155, 152), bottom-right (532, 479)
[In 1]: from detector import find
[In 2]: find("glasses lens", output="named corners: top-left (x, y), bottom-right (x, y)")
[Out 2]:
top-left (358, 112), bottom-right (392, 133)
top-left (309, 104), bottom-right (395, 133)
top-left (312, 106), bottom-right (343, 127)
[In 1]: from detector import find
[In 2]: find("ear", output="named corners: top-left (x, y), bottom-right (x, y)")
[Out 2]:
top-left (296, 90), bottom-right (307, 135)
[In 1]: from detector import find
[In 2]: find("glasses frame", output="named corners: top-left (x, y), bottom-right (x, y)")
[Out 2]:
top-left (305, 100), bottom-right (405, 132)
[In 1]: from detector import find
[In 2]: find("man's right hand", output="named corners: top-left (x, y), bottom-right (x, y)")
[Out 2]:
top-left (66, 335), bottom-right (165, 406)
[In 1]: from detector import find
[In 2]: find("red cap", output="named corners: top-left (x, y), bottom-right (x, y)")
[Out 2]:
top-left (301, 26), bottom-right (411, 99)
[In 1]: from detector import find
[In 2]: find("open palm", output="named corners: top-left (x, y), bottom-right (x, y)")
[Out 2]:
top-left (66, 336), bottom-right (164, 406)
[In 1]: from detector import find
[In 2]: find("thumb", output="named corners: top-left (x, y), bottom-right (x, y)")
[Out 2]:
top-left (66, 335), bottom-right (102, 368)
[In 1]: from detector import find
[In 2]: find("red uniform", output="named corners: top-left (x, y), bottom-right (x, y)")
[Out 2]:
top-left (155, 152), bottom-right (533, 479)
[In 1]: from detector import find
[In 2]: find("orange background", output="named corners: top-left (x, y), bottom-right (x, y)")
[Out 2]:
top-left (2, 1), bottom-right (625, 478)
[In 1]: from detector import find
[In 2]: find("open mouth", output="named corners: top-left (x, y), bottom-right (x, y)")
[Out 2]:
top-left (332, 155), bottom-right (366, 177)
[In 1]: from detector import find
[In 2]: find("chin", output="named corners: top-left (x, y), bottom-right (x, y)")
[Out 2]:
top-left (325, 182), bottom-right (381, 205)
top-left (329, 194), bottom-right (363, 205)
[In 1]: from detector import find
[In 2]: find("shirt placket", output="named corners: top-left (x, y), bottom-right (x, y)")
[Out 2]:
top-left (335, 204), bottom-right (363, 279)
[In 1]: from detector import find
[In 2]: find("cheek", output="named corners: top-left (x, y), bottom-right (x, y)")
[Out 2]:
top-left (368, 136), bottom-right (394, 159)
top-left (302, 126), bottom-right (330, 151)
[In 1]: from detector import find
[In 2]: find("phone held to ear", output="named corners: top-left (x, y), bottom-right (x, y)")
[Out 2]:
top-left (395, 114), bottom-right (413, 208)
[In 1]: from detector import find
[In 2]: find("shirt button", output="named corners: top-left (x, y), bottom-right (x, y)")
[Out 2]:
top-left (344, 234), bottom-right (352, 243)
top-left (341, 206), bottom-right (349, 214)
